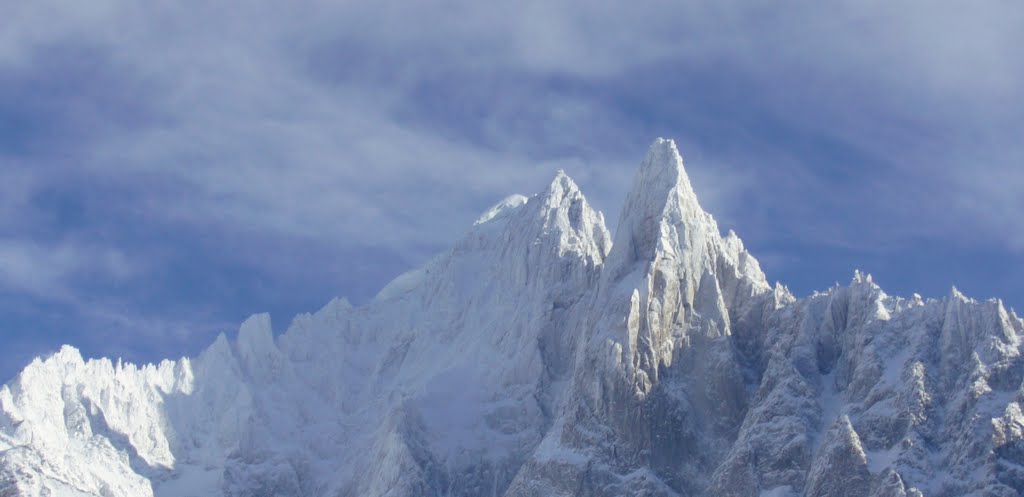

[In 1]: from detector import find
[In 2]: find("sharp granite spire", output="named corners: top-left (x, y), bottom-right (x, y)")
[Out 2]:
top-left (594, 138), bottom-right (772, 390)
top-left (605, 137), bottom-right (709, 282)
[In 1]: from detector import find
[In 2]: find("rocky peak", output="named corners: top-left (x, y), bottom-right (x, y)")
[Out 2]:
top-left (604, 138), bottom-right (710, 282)
top-left (593, 139), bottom-right (770, 390)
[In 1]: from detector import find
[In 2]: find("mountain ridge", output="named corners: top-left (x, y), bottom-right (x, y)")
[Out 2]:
top-left (2, 138), bottom-right (1023, 497)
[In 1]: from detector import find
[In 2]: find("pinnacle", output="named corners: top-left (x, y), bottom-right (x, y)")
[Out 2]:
top-left (949, 285), bottom-right (970, 303)
top-left (605, 138), bottom-right (711, 275)
top-left (543, 169), bottom-right (581, 202)
top-left (638, 138), bottom-right (693, 194)
top-left (633, 137), bottom-right (704, 218)
top-left (850, 270), bottom-right (874, 285)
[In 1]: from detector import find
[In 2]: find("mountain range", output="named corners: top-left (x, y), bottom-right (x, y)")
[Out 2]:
top-left (2, 139), bottom-right (1022, 497)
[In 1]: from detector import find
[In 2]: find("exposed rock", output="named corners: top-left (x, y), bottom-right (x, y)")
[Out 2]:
top-left (2, 139), bottom-right (1022, 497)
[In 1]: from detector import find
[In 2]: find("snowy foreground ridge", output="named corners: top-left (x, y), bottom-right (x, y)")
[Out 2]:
top-left (3, 139), bottom-right (1024, 497)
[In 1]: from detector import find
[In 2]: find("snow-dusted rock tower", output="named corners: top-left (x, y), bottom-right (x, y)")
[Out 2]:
top-left (2, 139), bottom-right (1023, 497)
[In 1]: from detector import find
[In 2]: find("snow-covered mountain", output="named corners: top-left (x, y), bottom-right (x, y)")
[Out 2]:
top-left (2, 139), bottom-right (1023, 497)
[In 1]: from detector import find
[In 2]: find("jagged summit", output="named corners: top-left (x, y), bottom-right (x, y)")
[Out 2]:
top-left (606, 138), bottom-right (708, 277)
top-left (474, 170), bottom-right (584, 228)
top-left (633, 137), bottom-right (701, 207)
top-left (3, 139), bottom-right (1024, 497)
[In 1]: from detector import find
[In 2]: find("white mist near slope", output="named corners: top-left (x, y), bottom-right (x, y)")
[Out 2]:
top-left (2, 139), bottom-right (1023, 497)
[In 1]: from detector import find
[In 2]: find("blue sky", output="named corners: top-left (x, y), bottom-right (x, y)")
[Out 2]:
top-left (2, 0), bottom-right (1022, 381)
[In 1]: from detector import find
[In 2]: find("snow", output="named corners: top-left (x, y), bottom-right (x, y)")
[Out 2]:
top-left (373, 266), bottom-right (426, 302)
top-left (3, 138), bottom-right (1024, 497)
top-left (475, 194), bottom-right (529, 226)
top-left (866, 445), bottom-right (900, 474)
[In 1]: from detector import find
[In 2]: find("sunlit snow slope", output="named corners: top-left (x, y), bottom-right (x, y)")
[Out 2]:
top-left (2, 139), bottom-right (1023, 497)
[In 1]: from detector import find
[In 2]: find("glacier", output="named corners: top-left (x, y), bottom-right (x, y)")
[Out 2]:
top-left (2, 138), bottom-right (1023, 497)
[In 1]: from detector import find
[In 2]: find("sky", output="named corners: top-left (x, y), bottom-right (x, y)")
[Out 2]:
top-left (1, 0), bottom-right (1022, 381)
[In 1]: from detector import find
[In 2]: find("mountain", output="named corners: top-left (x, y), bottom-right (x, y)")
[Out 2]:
top-left (2, 138), bottom-right (1023, 497)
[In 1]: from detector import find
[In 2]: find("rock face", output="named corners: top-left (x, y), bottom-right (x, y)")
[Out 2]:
top-left (2, 138), bottom-right (1023, 497)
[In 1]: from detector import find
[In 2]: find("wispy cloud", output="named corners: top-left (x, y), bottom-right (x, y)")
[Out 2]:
top-left (0, 0), bottom-right (1022, 378)
top-left (0, 238), bottom-right (136, 299)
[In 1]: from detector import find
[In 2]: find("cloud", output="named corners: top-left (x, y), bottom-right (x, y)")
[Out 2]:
top-left (0, 0), bottom-right (1022, 377)
top-left (0, 238), bottom-right (136, 299)
top-left (5, 0), bottom-right (1020, 255)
